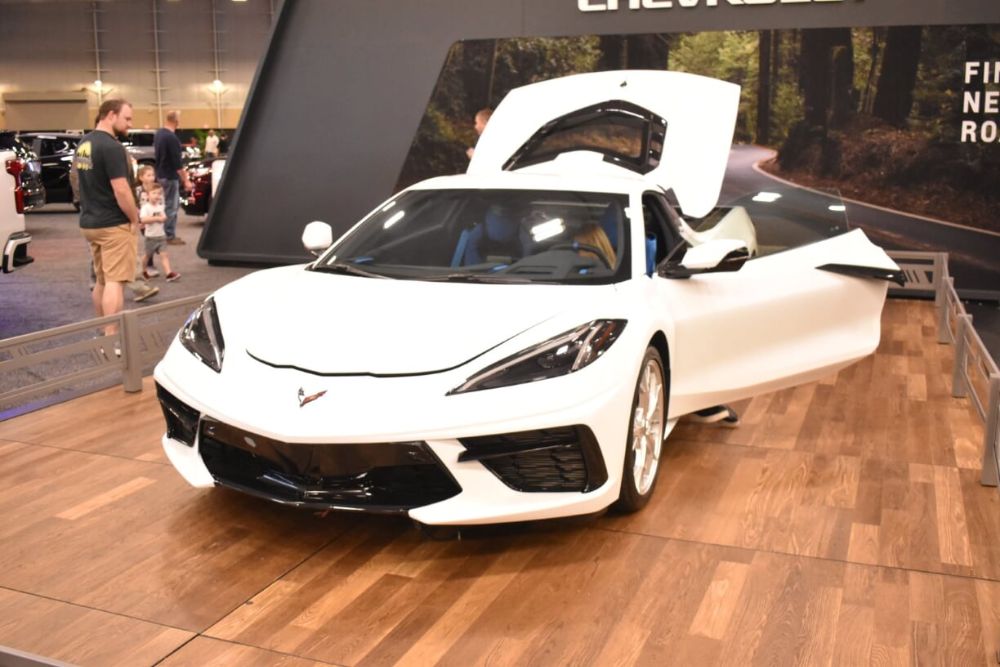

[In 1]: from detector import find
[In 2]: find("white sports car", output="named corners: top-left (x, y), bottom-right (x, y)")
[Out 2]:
top-left (155, 71), bottom-right (901, 525)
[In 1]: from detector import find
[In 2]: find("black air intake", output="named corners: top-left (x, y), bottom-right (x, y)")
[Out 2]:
top-left (197, 419), bottom-right (461, 511)
top-left (156, 383), bottom-right (200, 446)
top-left (459, 426), bottom-right (607, 493)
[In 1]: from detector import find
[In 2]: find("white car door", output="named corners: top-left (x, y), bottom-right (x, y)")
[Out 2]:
top-left (642, 191), bottom-right (899, 417)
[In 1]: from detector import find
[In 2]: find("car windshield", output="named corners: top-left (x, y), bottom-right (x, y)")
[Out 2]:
top-left (317, 188), bottom-right (630, 284)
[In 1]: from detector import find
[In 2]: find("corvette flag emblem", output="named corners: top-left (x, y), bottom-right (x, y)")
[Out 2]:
top-left (298, 388), bottom-right (327, 408)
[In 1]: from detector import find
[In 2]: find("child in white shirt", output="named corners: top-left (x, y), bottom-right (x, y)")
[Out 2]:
top-left (141, 184), bottom-right (180, 281)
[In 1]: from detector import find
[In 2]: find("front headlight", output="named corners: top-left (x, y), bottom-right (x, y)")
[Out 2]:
top-left (180, 296), bottom-right (225, 372)
top-left (449, 319), bottom-right (626, 395)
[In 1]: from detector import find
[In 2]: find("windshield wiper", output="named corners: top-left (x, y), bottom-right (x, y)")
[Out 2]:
top-left (310, 262), bottom-right (390, 279)
top-left (423, 272), bottom-right (531, 284)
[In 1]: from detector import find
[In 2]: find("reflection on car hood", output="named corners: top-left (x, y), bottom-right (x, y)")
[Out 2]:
top-left (223, 266), bottom-right (609, 376)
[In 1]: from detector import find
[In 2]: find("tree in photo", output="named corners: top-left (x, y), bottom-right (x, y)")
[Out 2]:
top-left (396, 37), bottom-right (601, 189)
top-left (872, 27), bottom-right (923, 127)
top-left (779, 27), bottom-right (856, 175)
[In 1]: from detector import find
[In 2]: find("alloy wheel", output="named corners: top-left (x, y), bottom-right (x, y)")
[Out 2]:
top-left (631, 357), bottom-right (665, 495)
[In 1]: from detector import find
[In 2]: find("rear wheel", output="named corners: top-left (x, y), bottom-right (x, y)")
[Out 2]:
top-left (614, 347), bottom-right (666, 513)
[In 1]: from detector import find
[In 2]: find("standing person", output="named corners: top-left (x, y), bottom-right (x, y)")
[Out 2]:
top-left (73, 156), bottom-right (159, 301)
top-left (466, 108), bottom-right (492, 160)
top-left (136, 164), bottom-right (160, 278)
top-left (154, 109), bottom-right (192, 245)
top-left (74, 99), bottom-right (140, 337)
top-left (135, 163), bottom-right (157, 205)
top-left (140, 183), bottom-right (180, 282)
top-left (204, 129), bottom-right (220, 158)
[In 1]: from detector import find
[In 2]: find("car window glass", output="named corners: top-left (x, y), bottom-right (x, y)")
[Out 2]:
top-left (40, 138), bottom-right (74, 156)
top-left (504, 101), bottom-right (666, 175)
top-left (532, 115), bottom-right (645, 161)
top-left (122, 132), bottom-right (154, 147)
top-left (322, 188), bottom-right (631, 285)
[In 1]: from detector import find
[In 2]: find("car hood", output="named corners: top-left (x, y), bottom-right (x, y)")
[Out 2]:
top-left (219, 266), bottom-right (615, 376)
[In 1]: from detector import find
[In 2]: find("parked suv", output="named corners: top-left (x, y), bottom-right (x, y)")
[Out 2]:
top-left (123, 129), bottom-right (201, 167)
top-left (121, 129), bottom-right (156, 166)
top-left (19, 132), bottom-right (81, 208)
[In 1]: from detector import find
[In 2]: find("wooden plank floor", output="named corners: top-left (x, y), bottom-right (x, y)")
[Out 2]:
top-left (1, 299), bottom-right (997, 666)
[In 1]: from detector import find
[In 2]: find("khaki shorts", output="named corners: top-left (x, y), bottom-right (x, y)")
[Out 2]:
top-left (82, 223), bottom-right (136, 285)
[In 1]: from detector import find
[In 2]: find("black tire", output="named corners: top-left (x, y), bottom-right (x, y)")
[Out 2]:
top-left (614, 346), bottom-right (667, 513)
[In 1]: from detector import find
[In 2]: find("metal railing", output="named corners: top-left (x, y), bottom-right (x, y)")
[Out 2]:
top-left (887, 250), bottom-right (947, 299)
top-left (890, 251), bottom-right (1000, 487)
top-left (0, 294), bottom-right (207, 414)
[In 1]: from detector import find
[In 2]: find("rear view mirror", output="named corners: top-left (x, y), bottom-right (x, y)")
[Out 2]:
top-left (659, 239), bottom-right (749, 279)
top-left (302, 221), bottom-right (333, 256)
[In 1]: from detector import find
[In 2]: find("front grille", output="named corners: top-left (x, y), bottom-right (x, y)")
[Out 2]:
top-left (156, 383), bottom-right (200, 446)
top-left (459, 426), bottom-right (607, 493)
top-left (198, 419), bottom-right (461, 512)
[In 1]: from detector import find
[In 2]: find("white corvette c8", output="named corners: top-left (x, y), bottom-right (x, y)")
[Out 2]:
top-left (154, 71), bottom-right (901, 525)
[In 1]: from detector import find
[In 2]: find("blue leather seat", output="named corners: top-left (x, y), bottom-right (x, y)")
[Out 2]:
top-left (645, 235), bottom-right (657, 275)
top-left (454, 207), bottom-right (521, 267)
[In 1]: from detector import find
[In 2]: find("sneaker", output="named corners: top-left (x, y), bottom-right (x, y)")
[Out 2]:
top-left (165, 272), bottom-right (181, 282)
top-left (142, 270), bottom-right (155, 281)
top-left (688, 405), bottom-right (740, 428)
top-left (133, 284), bottom-right (160, 302)
top-left (145, 267), bottom-right (160, 278)
top-left (167, 237), bottom-right (186, 245)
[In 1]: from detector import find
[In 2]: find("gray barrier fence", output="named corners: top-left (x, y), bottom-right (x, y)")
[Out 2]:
top-left (0, 293), bottom-right (207, 415)
top-left (889, 251), bottom-right (1000, 487)
top-left (1, 254), bottom-right (997, 487)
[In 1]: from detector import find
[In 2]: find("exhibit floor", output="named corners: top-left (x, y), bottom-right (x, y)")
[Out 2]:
top-left (0, 299), bottom-right (997, 666)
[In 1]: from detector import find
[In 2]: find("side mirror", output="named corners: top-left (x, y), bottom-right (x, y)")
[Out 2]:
top-left (301, 220), bottom-right (333, 256)
top-left (659, 239), bottom-right (750, 279)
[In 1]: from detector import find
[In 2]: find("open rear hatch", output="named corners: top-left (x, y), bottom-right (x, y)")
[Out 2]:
top-left (468, 70), bottom-right (740, 218)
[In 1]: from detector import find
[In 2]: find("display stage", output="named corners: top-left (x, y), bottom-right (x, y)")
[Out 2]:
top-left (0, 299), bottom-right (997, 666)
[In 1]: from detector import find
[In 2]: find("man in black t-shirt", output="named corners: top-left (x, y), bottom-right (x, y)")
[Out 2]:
top-left (74, 99), bottom-right (140, 335)
top-left (154, 110), bottom-right (192, 244)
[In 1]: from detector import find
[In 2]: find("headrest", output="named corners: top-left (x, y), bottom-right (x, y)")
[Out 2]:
top-left (600, 202), bottom-right (622, 249)
top-left (485, 207), bottom-right (518, 242)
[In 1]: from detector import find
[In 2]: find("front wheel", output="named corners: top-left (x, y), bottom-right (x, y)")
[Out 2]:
top-left (614, 347), bottom-right (667, 513)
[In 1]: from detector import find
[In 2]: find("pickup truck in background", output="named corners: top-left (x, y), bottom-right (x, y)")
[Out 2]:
top-left (1, 137), bottom-right (37, 273)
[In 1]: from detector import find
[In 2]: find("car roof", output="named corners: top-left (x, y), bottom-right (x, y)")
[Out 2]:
top-left (19, 132), bottom-right (82, 139)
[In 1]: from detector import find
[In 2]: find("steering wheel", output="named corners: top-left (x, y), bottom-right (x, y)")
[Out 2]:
top-left (549, 242), bottom-right (613, 269)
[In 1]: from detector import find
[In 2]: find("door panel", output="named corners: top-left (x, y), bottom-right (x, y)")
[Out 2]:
top-left (659, 229), bottom-right (897, 418)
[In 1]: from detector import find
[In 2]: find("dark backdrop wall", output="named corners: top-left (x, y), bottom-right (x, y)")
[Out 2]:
top-left (199, 0), bottom-right (1000, 292)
